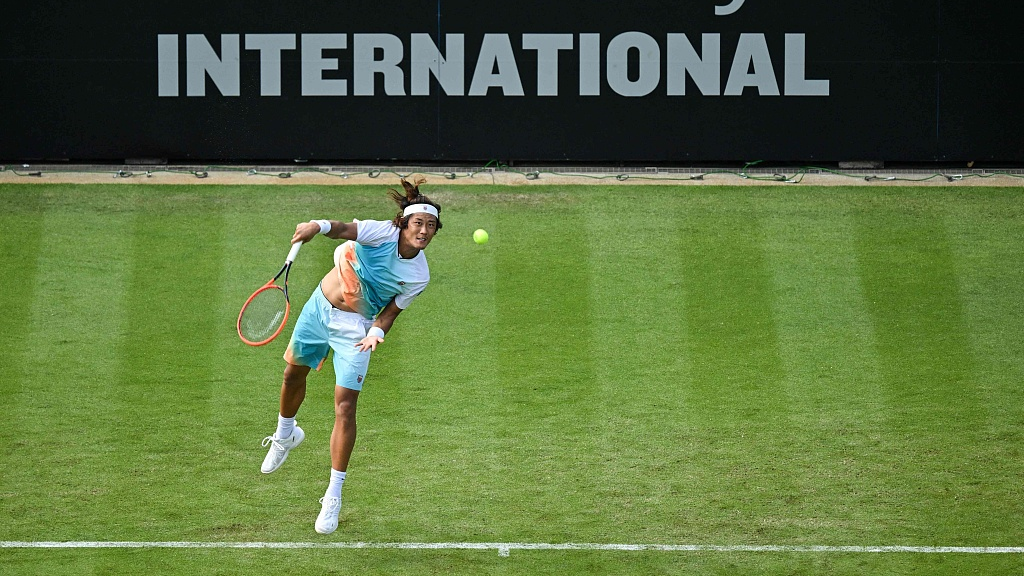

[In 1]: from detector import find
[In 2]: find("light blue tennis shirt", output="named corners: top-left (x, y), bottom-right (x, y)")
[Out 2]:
top-left (332, 219), bottom-right (430, 319)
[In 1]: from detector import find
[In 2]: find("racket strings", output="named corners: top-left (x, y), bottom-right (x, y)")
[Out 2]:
top-left (239, 288), bottom-right (288, 342)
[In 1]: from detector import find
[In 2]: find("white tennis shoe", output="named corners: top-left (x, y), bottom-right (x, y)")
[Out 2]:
top-left (260, 426), bottom-right (304, 474)
top-left (315, 497), bottom-right (342, 534)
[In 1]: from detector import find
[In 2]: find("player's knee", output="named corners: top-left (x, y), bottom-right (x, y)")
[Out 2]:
top-left (335, 397), bottom-right (357, 421)
top-left (282, 364), bottom-right (308, 388)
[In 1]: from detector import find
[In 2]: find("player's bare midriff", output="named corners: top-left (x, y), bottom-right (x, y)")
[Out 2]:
top-left (319, 268), bottom-right (358, 314)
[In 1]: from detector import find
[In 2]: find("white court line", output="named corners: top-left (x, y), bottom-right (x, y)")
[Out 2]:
top-left (2, 542), bottom-right (1023, 556)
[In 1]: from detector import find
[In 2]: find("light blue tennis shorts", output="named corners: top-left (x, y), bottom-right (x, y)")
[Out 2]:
top-left (284, 284), bottom-right (373, 391)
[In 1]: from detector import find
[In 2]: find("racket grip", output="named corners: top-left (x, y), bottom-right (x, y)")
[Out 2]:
top-left (285, 241), bottom-right (303, 264)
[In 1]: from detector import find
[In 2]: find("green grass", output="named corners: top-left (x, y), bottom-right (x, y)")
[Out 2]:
top-left (0, 183), bottom-right (1022, 575)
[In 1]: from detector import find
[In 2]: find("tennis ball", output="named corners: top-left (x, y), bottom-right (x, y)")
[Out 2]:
top-left (473, 229), bottom-right (489, 244)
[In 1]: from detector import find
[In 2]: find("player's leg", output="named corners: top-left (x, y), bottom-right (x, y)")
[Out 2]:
top-left (261, 361), bottom-right (314, 474)
top-left (279, 362), bottom-right (310, 418)
top-left (262, 286), bottom-right (332, 474)
top-left (314, 386), bottom-right (363, 535)
top-left (315, 310), bottom-right (371, 534)
top-left (261, 362), bottom-right (311, 474)
top-left (330, 386), bottom-right (360, 472)
top-left (315, 386), bottom-right (359, 534)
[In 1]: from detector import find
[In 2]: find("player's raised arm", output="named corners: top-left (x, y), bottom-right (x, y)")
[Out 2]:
top-left (291, 220), bottom-right (359, 244)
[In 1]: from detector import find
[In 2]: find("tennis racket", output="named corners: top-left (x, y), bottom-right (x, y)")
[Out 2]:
top-left (237, 242), bottom-right (303, 346)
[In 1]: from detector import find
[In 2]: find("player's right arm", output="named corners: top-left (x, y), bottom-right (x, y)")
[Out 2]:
top-left (291, 220), bottom-right (359, 244)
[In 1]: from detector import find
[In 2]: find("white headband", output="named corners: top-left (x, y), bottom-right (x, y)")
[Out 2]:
top-left (403, 203), bottom-right (439, 218)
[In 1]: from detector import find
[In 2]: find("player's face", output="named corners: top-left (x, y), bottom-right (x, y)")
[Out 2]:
top-left (402, 213), bottom-right (438, 250)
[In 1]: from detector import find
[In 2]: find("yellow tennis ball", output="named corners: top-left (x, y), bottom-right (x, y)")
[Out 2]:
top-left (473, 229), bottom-right (489, 244)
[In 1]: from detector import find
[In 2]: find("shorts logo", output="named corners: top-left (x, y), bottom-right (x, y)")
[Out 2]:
top-left (357, 375), bottom-right (364, 383)
top-left (398, 281), bottom-right (406, 285)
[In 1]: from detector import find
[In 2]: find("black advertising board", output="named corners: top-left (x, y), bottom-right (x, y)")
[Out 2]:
top-left (1, 1), bottom-right (1021, 163)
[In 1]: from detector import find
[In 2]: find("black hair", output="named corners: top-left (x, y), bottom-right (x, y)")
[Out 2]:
top-left (388, 177), bottom-right (443, 230)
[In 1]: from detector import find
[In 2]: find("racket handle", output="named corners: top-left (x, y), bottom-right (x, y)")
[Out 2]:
top-left (286, 241), bottom-right (303, 264)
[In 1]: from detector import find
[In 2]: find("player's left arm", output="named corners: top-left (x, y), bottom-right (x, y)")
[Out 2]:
top-left (355, 299), bottom-right (403, 352)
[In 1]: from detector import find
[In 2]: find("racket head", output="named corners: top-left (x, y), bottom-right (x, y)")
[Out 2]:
top-left (237, 284), bottom-right (290, 346)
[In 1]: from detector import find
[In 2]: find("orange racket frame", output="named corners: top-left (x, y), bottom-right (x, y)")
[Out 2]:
top-left (237, 242), bottom-right (302, 346)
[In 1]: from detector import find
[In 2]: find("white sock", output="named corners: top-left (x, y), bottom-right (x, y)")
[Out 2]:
top-left (275, 415), bottom-right (295, 440)
top-left (325, 469), bottom-right (346, 499)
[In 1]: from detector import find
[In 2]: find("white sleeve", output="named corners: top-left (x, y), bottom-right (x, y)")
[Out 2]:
top-left (394, 283), bottom-right (427, 309)
top-left (355, 219), bottom-right (398, 247)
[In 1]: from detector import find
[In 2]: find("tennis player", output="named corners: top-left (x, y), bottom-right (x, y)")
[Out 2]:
top-left (260, 177), bottom-right (442, 535)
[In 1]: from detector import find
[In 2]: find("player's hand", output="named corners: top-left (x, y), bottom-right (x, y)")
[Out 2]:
top-left (292, 221), bottom-right (320, 244)
top-left (355, 335), bottom-right (383, 352)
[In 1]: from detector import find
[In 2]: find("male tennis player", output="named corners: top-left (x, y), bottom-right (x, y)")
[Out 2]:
top-left (260, 177), bottom-right (441, 535)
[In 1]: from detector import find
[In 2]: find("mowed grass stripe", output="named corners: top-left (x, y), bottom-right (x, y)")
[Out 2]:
top-left (0, 187), bottom-right (49, 538)
top-left (584, 188), bottom-right (697, 543)
top-left (108, 187), bottom-right (227, 538)
top-left (678, 191), bottom-right (790, 420)
top-left (942, 189), bottom-right (1024, 420)
top-left (763, 191), bottom-right (891, 540)
top-left (942, 189), bottom-right (1024, 542)
top-left (493, 191), bottom-right (598, 539)
top-left (853, 194), bottom-right (985, 421)
top-left (0, 186), bottom-right (43, 402)
top-left (676, 190), bottom-right (798, 540)
top-left (853, 194), bottom-right (983, 419)
top-left (852, 191), bottom-right (992, 541)
top-left (4, 185), bottom-right (135, 541)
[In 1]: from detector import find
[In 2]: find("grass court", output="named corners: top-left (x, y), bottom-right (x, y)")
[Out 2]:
top-left (0, 182), bottom-right (1022, 575)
